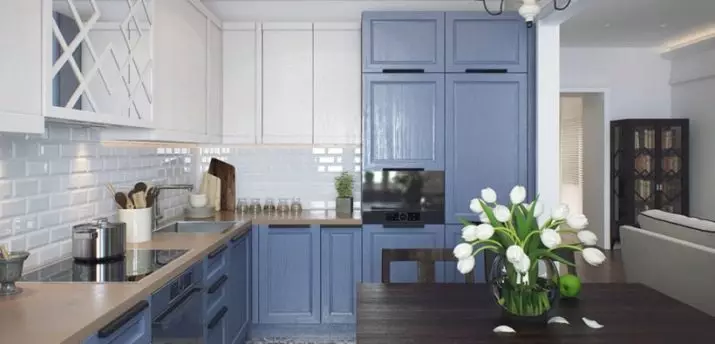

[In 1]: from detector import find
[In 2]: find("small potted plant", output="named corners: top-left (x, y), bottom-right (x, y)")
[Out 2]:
top-left (334, 172), bottom-right (354, 218)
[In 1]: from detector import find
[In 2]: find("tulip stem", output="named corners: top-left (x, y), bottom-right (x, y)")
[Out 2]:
top-left (474, 239), bottom-right (504, 249)
top-left (550, 244), bottom-right (583, 252)
top-left (471, 245), bottom-right (500, 257)
top-left (522, 230), bottom-right (541, 248)
top-left (494, 227), bottom-right (520, 245)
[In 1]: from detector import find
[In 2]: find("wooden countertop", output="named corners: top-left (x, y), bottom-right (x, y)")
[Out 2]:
top-left (186, 210), bottom-right (362, 225)
top-left (0, 221), bottom-right (251, 344)
top-left (0, 210), bottom-right (361, 344)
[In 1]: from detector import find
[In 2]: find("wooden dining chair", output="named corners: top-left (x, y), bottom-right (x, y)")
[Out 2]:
top-left (381, 248), bottom-right (476, 283)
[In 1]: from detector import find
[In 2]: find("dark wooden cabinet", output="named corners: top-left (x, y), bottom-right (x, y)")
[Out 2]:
top-left (610, 119), bottom-right (689, 247)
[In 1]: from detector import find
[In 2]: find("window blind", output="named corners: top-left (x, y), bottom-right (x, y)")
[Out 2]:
top-left (560, 96), bottom-right (583, 186)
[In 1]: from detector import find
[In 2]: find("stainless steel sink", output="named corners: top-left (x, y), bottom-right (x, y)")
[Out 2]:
top-left (155, 221), bottom-right (237, 234)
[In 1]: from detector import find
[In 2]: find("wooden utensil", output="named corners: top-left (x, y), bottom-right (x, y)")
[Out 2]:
top-left (114, 192), bottom-right (129, 209)
top-left (207, 158), bottom-right (236, 211)
top-left (0, 245), bottom-right (10, 259)
top-left (132, 191), bottom-right (146, 209)
top-left (145, 187), bottom-right (155, 208)
top-left (106, 184), bottom-right (125, 209)
top-left (134, 182), bottom-right (148, 193)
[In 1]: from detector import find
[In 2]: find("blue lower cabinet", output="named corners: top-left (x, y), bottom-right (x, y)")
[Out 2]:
top-left (258, 225), bottom-right (321, 324)
top-left (228, 231), bottom-right (251, 344)
top-left (362, 225), bottom-right (446, 283)
top-left (83, 298), bottom-right (151, 344)
top-left (444, 225), bottom-right (486, 283)
top-left (251, 225), bottom-right (259, 324)
top-left (320, 226), bottom-right (362, 323)
top-left (206, 306), bottom-right (229, 344)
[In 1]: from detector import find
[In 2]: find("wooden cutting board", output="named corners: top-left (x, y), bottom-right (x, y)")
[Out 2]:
top-left (208, 158), bottom-right (236, 211)
top-left (199, 172), bottom-right (221, 212)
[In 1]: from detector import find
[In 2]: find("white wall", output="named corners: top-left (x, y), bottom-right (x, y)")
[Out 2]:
top-left (561, 48), bottom-right (672, 120)
top-left (670, 45), bottom-right (715, 220)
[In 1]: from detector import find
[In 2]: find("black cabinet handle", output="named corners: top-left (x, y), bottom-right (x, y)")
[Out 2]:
top-left (207, 306), bottom-right (228, 330)
top-left (268, 224), bottom-right (311, 229)
top-left (208, 244), bottom-right (227, 259)
top-left (153, 288), bottom-right (201, 325)
top-left (383, 168), bottom-right (424, 171)
top-left (383, 224), bottom-right (425, 228)
top-left (208, 275), bottom-right (228, 294)
top-left (382, 69), bottom-right (425, 73)
top-left (98, 300), bottom-right (149, 338)
top-left (321, 225), bottom-right (362, 229)
top-left (465, 68), bottom-right (508, 74)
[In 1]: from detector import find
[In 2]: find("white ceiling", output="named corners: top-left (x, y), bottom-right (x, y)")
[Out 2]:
top-left (561, 0), bottom-right (715, 48)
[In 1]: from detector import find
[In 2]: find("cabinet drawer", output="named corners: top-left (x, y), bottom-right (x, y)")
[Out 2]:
top-left (85, 299), bottom-right (151, 344)
top-left (205, 306), bottom-right (229, 344)
top-left (204, 243), bottom-right (228, 284)
top-left (205, 273), bottom-right (229, 316)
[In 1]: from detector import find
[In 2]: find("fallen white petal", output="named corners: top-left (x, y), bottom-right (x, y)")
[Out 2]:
top-left (493, 325), bottom-right (516, 333)
top-left (582, 317), bottom-right (604, 329)
top-left (548, 316), bottom-right (570, 325)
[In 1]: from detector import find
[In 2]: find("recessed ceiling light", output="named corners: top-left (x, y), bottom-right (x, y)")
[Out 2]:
top-left (604, 23), bottom-right (611, 28)
top-left (660, 24), bottom-right (668, 28)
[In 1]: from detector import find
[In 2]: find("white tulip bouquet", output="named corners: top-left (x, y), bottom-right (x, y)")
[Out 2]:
top-left (453, 186), bottom-right (607, 317)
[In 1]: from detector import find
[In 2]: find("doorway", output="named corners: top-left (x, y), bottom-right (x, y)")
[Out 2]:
top-left (559, 92), bottom-right (609, 249)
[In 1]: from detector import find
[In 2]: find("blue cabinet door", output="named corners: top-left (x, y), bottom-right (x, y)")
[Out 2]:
top-left (206, 306), bottom-right (229, 344)
top-left (321, 226), bottom-right (362, 323)
top-left (444, 225), bottom-right (486, 283)
top-left (251, 225), bottom-right (259, 324)
top-left (84, 298), bottom-right (152, 344)
top-left (446, 12), bottom-right (527, 73)
top-left (362, 11), bottom-right (445, 73)
top-left (362, 225), bottom-right (445, 283)
top-left (258, 225), bottom-right (320, 324)
top-left (228, 232), bottom-right (251, 344)
top-left (363, 74), bottom-right (445, 170)
top-left (445, 74), bottom-right (528, 223)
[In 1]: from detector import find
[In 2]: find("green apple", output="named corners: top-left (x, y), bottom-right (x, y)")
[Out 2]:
top-left (559, 274), bottom-right (582, 298)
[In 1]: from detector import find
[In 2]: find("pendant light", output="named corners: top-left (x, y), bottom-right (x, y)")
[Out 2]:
top-left (478, 0), bottom-right (573, 27)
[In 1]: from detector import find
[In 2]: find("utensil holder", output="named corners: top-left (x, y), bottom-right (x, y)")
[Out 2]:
top-left (0, 251), bottom-right (30, 296)
top-left (118, 207), bottom-right (153, 243)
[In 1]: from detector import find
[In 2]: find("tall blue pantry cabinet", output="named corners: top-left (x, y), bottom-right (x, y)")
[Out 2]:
top-left (362, 11), bottom-right (534, 283)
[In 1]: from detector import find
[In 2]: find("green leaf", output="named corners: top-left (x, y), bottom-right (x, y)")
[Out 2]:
top-left (479, 200), bottom-right (498, 225)
top-left (514, 205), bottom-right (529, 241)
top-left (459, 218), bottom-right (474, 228)
top-left (530, 249), bottom-right (577, 267)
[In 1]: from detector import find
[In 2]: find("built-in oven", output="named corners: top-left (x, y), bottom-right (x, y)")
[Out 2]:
top-left (361, 169), bottom-right (445, 225)
top-left (151, 262), bottom-right (204, 344)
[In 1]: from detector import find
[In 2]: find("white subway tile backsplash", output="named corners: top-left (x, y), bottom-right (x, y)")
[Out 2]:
top-left (26, 229), bottom-right (50, 250)
top-left (0, 124), bottom-right (193, 268)
top-left (14, 179), bottom-right (39, 197)
top-left (26, 196), bottom-right (50, 213)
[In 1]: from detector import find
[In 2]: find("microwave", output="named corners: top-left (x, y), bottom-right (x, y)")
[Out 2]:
top-left (361, 169), bottom-right (445, 225)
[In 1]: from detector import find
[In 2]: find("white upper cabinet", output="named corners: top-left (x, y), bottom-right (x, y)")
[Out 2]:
top-left (206, 20), bottom-right (223, 143)
top-left (223, 23), bottom-right (259, 144)
top-left (153, 0), bottom-right (207, 135)
top-left (0, 1), bottom-right (46, 134)
top-left (48, 0), bottom-right (154, 127)
top-left (262, 23), bottom-right (314, 144)
top-left (313, 23), bottom-right (361, 145)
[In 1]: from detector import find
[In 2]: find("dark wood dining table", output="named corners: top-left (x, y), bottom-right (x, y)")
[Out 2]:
top-left (357, 283), bottom-right (715, 343)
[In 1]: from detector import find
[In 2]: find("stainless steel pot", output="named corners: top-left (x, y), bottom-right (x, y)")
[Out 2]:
top-left (72, 218), bottom-right (126, 261)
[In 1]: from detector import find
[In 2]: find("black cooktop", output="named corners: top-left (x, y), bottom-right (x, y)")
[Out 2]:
top-left (22, 249), bottom-right (188, 283)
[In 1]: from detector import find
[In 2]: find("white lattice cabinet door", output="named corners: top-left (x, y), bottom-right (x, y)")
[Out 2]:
top-left (48, 0), bottom-right (154, 127)
top-left (313, 23), bottom-right (361, 145)
top-left (0, 1), bottom-right (46, 134)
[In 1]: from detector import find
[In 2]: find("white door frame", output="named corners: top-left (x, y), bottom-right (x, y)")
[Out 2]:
top-left (560, 88), bottom-right (612, 250)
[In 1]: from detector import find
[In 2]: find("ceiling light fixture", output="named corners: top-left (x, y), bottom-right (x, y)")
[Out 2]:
top-left (478, 0), bottom-right (573, 27)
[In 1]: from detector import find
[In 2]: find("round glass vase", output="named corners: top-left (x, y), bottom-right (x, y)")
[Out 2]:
top-left (488, 255), bottom-right (560, 324)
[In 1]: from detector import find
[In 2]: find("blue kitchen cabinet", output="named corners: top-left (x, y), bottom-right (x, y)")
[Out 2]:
top-left (228, 231), bottom-right (251, 344)
top-left (320, 226), bottom-right (362, 323)
top-left (258, 225), bottom-right (321, 324)
top-left (83, 298), bottom-right (151, 344)
top-left (206, 306), bottom-right (229, 344)
top-left (251, 225), bottom-right (259, 324)
top-left (362, 11), bottom-right (445, 73)
top-left (363, 73), bottom-right (445, 170)
top-left (446, 12), bottom-right (527, 73)
top-left (362, 225), bottom-right (445, 283)
top-left (444, 225), bottom-right (486, 283)
top-left (445, 74), bottom-right (528, 224)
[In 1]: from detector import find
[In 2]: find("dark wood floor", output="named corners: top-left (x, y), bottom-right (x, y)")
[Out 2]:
top-left (573, 249), bottom-right (625, 283)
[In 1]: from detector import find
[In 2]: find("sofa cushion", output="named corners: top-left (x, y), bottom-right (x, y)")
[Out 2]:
top-left (638, 210), bottom-right (715, 249)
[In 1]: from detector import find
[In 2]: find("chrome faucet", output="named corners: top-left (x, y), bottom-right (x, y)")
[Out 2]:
top-left (153, 184), bottom-right (194, 227)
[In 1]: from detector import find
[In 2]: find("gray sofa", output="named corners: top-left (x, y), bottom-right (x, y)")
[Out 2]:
top-left (621, 210), bottom-right (715, 316)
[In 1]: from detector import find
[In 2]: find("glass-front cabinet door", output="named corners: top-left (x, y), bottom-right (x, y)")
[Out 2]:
top-left (632, 124), bottom-right (657, 216)
top-left (657, 122), bottom-right (688, 214)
